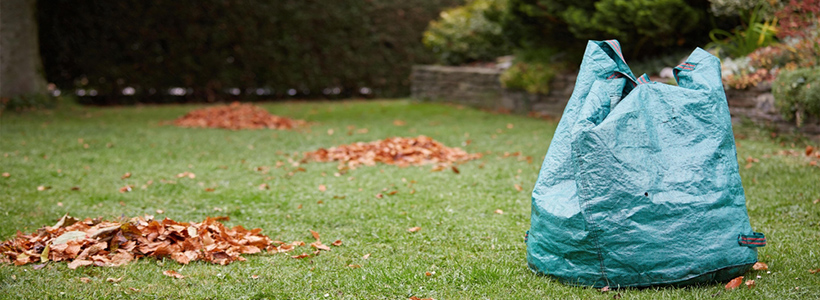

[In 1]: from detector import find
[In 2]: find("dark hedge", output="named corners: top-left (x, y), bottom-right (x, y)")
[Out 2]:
top-left (38, 0), bottom-right (461, 104)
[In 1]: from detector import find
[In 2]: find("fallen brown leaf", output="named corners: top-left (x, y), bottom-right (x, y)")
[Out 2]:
top-left (2, 172), bottom-right (9, 178)
top-left (70, 186), bottom-right (80, 191)
top-left (291, 253), bottom-right (311, 259)
top-left (304, 136), bottom-right (481, 169)
top-left (375, 193), bottom-right (383, 199)
top-left (745, 280), bottom-right (756, 288)
top-left (601, 286), bottom-right (610, 292)
top-left (362, 253), bottom-right (371, 259)
top-left (451, 166), bottom-right (460, 174)
top-left (173, 102), bottom-right (306, 130)
top-left (514, 184), bottom-right (523, 192)
top-left (106, 277), bottom-right (123, 283)
top-left (258, 183), bottom-right (269, 190)
top-left (725, 276), bottom-right (743, 290)
top-left (494, 209), bottom-right (504, 214)
top-left (121, 172), bottom-right (131, 179)
top-left (37, 186), bottom-right (51, 191)
top-left (310, 230), bottom-right (320, 241)
top-left (128, 287), bottom-right (140, 292)
top-left (119, 185), bottom-right (132, 193)
top-left (162, 270), bottom-right (184, 279)
top-left (408, 296), bottom-right (433, 300)
top-left (809, 268), bottom-right (820, 274)
top-left (348, 264), bottom-right (361, 268)
top-left (80, 277), bottom-right (91, 283)
top-left (807, 145), bottom-right (815, 156)
top-left (318, 185), bottom-right (326, 192)
top-left (331, 240), bottom-right (342, 246)
top-left (393, 120), bottom-right (406, 126)
top-left (204, 188), bottom-right (215, 192)
top-left (753, 262), bottom-right (768, 271)
top-left (251, 275), bottom-right (259, 279)
top-left (408, 227), bottom-right (421, 233)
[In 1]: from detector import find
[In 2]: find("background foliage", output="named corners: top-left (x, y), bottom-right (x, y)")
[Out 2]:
top-left (498, 0), bottom-right (723, 59)
top-left (38, 0), bottom-right (461, 104)
top-left (423, 0), bottom-right (510, 66)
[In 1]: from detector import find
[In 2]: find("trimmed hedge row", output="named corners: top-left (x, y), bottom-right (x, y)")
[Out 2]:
top-left (38, 0), bottom-right (460, 104)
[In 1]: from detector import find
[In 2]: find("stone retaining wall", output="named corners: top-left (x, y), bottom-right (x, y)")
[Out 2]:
top-left (411, 65), bottom-right (819, 136)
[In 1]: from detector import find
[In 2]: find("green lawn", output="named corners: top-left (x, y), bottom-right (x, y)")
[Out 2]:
top-left (1, 100), bottom-right (818, 299)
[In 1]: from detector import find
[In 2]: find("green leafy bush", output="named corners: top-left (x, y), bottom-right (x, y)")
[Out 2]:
top-left (500, 62), bottom-right (556, 94)
top-left (423, 0), bottom-right (511, 65)
top-left (499, 48), bottom-right (567, 94)
top-left (773, 67), bottom-right (820, 126)
top-left (499, 0), bottom-right (717, 59)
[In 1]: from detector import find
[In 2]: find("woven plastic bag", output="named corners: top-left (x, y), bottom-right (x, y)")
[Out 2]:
top-left (526, 40), bottom-right (765, 288)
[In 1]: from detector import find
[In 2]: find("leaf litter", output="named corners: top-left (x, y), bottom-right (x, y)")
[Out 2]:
top-left (173, 102), bottom-right (306, 130)
top-left (1, 214), bottom-right (340, 269)
top-left (304, 135), bottom-right (481, 169)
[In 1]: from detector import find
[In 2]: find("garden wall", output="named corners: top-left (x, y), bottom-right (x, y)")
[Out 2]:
top-left (411, 65), bottom-right (820, 136)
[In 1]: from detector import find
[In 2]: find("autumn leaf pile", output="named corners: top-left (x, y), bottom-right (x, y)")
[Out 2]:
top-left (304, 135), bottom-right (481, 168)
top-left (173, 102), bottom-right (305, 130)
top-left (0, 214), bottom-right (336, 269)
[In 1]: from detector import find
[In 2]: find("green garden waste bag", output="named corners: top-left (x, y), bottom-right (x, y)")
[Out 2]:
top-left (526, 40), bottom-right (765, 288)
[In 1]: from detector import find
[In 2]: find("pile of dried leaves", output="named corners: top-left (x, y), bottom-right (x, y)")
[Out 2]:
top-left (304, 135), bottom-right (481, 168)
top-left (1, 214), bottom-right (337, 269)
top-left (173, 102), bottom-right (305, 130)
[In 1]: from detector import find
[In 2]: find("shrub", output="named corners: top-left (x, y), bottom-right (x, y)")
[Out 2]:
top-left (500, 62), bottom-right (556, 94)
top-left (38, 0), bottom-right (460, 103)
top-left (773, 67), bottom-right (820, 126)
top-left (708, 0), bottom-right (777, 18)
top-left (499, 0), bottom-right (717, 59)
top-left (423, 0), bottom-right (511, 65)
top-left (774, 0), bottom-right (820, 39)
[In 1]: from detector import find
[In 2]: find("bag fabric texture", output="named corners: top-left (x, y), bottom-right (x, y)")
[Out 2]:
top-left (526, 40), bottom-right (765, 288)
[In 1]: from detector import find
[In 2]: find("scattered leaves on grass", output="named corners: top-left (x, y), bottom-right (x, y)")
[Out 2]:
top-left (725, 276), bottom-right (743, 290)
top-left (809, 268), bottom-right (820, 274)
top-left (173, 102), bottom-right (306, 130)
top-left (291, 253), bottom-right (311, 259)
top-left (0, 214), bottom-right (328, 268)
top-left (408, 227), bottom-right (421, 233)
top-left (162, 270), bottom-right (185, 279)
top-left (753, 262), bottom-right (768, 271)
top-left (745, 280), bottom-right (756, 288)
top-left (176, 172), bottom-right (196, 179)
top-left (304, 136), bottom-right (481, 169)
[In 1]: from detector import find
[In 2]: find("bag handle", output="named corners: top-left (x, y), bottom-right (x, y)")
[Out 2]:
top-left (596, 40), bottom-right (651, 86)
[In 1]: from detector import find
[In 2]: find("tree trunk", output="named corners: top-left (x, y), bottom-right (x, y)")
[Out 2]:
top-left (0, 0), bottom-right (47, 98)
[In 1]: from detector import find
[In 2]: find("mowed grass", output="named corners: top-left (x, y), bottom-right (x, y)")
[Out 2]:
top-left (0, 100), bottom-right (818, 299)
